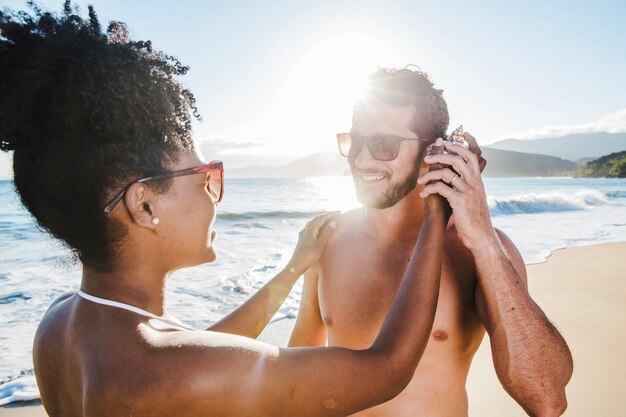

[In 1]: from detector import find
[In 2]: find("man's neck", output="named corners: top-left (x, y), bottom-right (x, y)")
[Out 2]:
top-left (362, 187), bottom-right (425, 240)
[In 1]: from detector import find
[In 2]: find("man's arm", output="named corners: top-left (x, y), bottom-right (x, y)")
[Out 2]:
top-left (419, 138), bottom-right (573, 417)
top-left (288, 266), bottom-right (327, 346)
top-left (473, 230), bottom-right (572, 416)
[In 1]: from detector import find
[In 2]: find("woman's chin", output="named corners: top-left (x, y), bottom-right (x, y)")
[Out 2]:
top-left (203, 240), bottom-right (218, 263)
top-left (205, 230), bottom-right (218, 263)
top-left (205, 249), bottom-right (218, 263)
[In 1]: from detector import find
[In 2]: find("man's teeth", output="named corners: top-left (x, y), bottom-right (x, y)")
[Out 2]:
top-left (360, 175), bottom-right (385, 181)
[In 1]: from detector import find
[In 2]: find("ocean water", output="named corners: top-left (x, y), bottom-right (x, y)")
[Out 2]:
top-left (1, 176), bottom-right (626, 404)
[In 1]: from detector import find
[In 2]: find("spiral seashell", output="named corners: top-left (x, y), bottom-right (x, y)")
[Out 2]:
top-left (425, 125), bottom-right (468, 158)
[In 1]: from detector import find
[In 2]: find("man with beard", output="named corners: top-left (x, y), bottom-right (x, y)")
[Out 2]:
top-left (289, 67), bottom-right (573, 416)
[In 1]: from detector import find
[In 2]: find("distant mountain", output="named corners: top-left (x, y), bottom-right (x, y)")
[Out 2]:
top-left (576, 151), bottom-right (626, 178)
top-left (229, 148), bottom-right (578, 178)
top-left (229, 151), bottom-right (348, 178)
top-left (575, 156), bottom-right (596, 165)
top-left (482, 148), bottom-right (578, 177)
top-left (489, 132), bottom-right (626, 161)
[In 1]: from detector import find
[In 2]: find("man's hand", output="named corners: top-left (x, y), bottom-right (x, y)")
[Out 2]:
top-left (464, 132), bottom-right (487, 173)
top-left (417, 140), bottom-right (496, 252)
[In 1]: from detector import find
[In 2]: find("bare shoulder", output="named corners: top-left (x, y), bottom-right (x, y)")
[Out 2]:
top-left (442, 224), bottom-right (526, 283)
top-left (493, 228), bottom-right (523, 260)
top-left (47, 290), bottom-right (76, 311)
top-left (334, 207), bottom-right (365, 229)
top-left (323, 207), bottom-right (365, 247)
top-left (35, 291), bottom-right (77, 343)
top-left (493, 227), bottom-right (527, 283)
top-left (36, 291), bottom-right (76, 341)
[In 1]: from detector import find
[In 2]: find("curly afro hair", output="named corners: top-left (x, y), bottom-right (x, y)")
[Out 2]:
top-left (0, 1), bottom-right (200, 270)
top-left (359, 67), bottom-right (450, 143)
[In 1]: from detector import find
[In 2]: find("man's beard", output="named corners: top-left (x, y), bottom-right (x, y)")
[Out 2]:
top-left (354, 169), bottom-right (420, 209)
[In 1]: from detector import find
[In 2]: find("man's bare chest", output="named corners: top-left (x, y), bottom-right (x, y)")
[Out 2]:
top-left (317, 236), bottom-right (483, 350)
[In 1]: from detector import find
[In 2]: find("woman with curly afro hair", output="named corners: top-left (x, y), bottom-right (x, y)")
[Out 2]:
top-left (0, 2), bottom-right (448, 416)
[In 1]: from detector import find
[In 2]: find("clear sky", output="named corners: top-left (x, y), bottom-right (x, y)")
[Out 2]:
top-left (3, 0), bottom-right (626, 167)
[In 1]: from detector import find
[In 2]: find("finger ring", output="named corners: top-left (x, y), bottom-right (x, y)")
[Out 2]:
top-left (449, 174), bottom-right (458, 185)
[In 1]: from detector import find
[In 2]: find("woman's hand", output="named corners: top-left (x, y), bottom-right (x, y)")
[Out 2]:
top-left (287, 211), bottom-right (340, 274)
top-left (209, 211), bottom-right (339, 338)
top-left (418, 140), bottom-right (497, 252)
top-left (421, 137), bottom-right (452, 221)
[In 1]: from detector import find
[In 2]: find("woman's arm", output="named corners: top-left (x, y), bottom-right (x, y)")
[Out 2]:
top-left (208, 212), bottom-right (339, 338)
top-left (134, 196), bottom-right (447, 417)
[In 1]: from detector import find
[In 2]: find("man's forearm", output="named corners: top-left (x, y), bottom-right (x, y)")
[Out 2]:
top-left (473, 237), bottom-right (573, 416)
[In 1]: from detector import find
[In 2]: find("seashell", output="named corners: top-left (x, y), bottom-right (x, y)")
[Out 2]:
top-left (425, 125), bottom-right (468, 158)
top-left (446, 125), bottom-right (468, 149)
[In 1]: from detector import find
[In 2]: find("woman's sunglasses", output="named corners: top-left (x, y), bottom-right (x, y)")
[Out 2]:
top-left (103, 160), bottom-right (224, 214)
top-left (336, 132), bottom-right (429, 161)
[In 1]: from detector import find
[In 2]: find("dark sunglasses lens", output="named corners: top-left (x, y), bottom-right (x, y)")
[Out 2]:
top-left (346, 134), bottom-right (366, 158)
top-left (348, 137), bottom-right (362, 158)
top-left (368, 136), bottom-right (402, 161)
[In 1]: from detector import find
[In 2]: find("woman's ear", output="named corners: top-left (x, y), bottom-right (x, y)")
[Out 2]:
top-left (124, 182), bottom-right (159, 230)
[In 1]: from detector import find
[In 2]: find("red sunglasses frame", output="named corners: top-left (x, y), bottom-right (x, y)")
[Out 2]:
top-left (103, 160), bottom-right (224, 214)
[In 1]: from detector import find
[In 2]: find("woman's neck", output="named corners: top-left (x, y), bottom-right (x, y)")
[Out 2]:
top-left (81, 263), bottom-right (169, 316)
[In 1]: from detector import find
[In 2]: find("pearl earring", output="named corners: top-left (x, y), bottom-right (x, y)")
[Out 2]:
top-left (152, 217), bottom-right (160, 225)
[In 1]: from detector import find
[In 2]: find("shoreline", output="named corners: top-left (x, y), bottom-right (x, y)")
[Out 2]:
top-left (524, 237), bottom-right (626, 266)
top-left (2, 241), bottom-right (626, 416)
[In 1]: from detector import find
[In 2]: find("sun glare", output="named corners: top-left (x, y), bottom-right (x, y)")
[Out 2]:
top-left (307, 176), bottom-right (361, 212)
top-left (258, 33), bottom-right (399, 155)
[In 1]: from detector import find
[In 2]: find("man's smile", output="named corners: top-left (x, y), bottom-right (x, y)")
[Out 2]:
top-left (359, 174), bottom-right (386, 182)
top-left (354, 169), bottom-right (390, 184)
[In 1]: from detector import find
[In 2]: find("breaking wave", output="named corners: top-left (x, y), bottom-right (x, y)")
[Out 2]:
top-left (488, 190), bottom-right (610, 215)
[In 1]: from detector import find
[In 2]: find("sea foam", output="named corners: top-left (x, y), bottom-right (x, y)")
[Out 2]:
top-left (488, 190), bottom-right (610, 215)
top-left (0, 376), bottom-right (39, 406)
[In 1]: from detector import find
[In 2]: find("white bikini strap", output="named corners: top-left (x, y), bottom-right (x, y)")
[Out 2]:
top-left (76, 289), bottom-right (194, 331)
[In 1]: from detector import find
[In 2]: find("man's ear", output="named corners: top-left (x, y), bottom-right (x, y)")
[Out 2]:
top-left (124, 182), bottom-right (158, 230)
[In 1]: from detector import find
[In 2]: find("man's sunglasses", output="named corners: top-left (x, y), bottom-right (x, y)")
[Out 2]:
top-left (336, 132), bottom-right (429, 161)
top-left (103, 160), bottom-right (224, 214)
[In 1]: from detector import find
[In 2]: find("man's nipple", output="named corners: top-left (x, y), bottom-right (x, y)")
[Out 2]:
top-left (432, 329), bottom-right (449, 341)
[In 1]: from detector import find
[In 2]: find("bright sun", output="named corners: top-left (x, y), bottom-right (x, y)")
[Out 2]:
top-left (259, 33), bottom-right (399, 155)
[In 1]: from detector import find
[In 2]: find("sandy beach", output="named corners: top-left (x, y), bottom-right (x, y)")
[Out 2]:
top-left (2, 241), bottom-right (625, 416)
top-left (466, 241), bottom-right (626, 416)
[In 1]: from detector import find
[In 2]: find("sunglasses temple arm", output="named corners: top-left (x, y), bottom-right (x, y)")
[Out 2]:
top-left (103, 191), bottom-right (125, 213)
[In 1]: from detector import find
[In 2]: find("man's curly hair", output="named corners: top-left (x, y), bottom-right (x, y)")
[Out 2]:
top-left (360, 67), bottom-right (450, 143)
top-left (0, 1), bottom-right (199, 270)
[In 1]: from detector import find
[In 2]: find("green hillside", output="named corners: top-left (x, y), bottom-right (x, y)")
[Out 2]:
top-left (481, 148), bottom-right (578, 177)
top-left (576, 151), bottom-right (626, 178)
